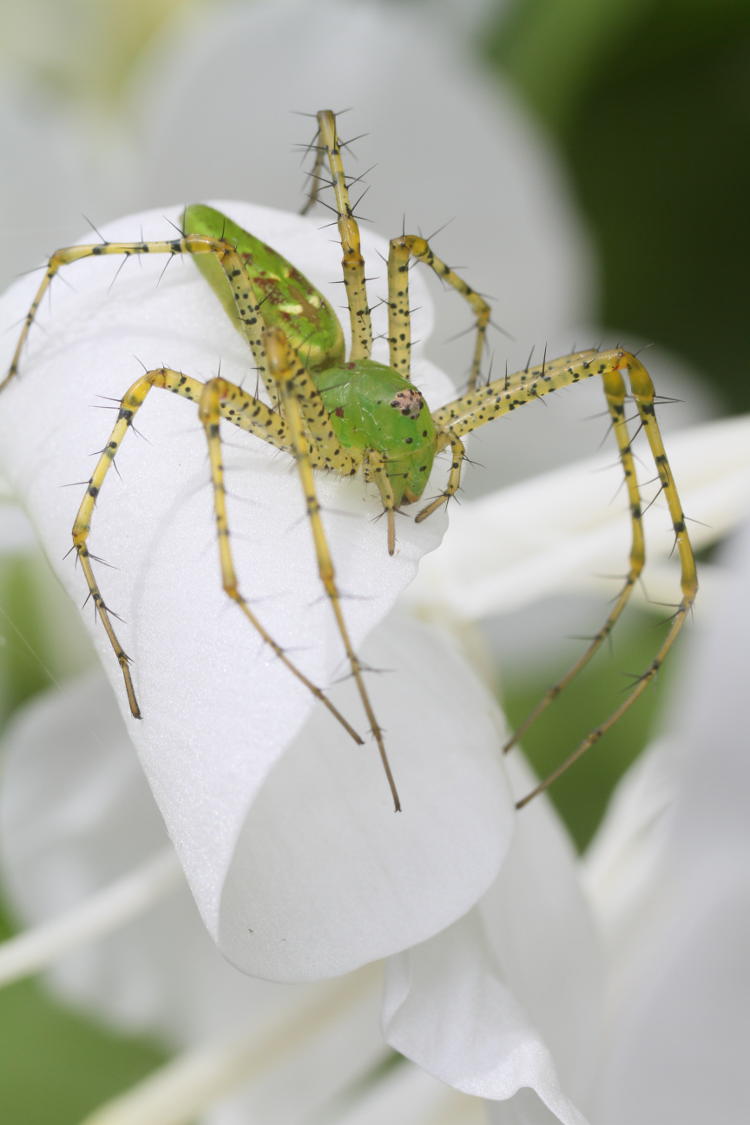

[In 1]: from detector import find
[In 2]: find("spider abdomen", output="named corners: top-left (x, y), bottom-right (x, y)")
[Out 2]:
top-left (183, 203), bottom-right (345, 371)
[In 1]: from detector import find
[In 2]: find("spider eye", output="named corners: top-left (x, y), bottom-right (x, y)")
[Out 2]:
top-left (389, 388), bottom-right (424, 419)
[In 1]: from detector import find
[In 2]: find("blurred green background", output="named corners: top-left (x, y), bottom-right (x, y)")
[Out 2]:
top-left (489, 0), bottom-right (750, 410)
top-left (1, 0), bottom-right (748, 1120)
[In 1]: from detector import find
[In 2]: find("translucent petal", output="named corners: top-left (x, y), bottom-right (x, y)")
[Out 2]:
top-left (0, 202), bottom-right (516, 978)
top-left (407, 414), bottom-right (750, 621)
top-left (384, 755), bottom-right (601, 1122)
top-left (588, 517), bottom-right (750, 1124)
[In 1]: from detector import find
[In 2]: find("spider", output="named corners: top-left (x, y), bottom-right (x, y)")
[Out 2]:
top-left (0, 110), bottom-right (697, 811)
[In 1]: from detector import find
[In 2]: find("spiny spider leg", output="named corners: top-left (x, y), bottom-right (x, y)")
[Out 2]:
top-left (313, 110), bottom-right (373, 362)
top-left (416, 351), bottom-right (605, 522)
top-left (363, 449), bottom-right (397, 555)
top-left (266, 327), bottom-right (402, 811)
top-left (387, 234), bottom-right (490, 388)
top-left (0, 236), bottom-right (270, 395)
top-left (3, 105), bottom-right (697, 811)
top-left (431, 348), bottom-right (697, 809)
top-left (414, 430), bottom-right (467, 523)
top-left (71, 366), bottom-right (363, 747)
top-left (299, 122), bottom-right (327, 217)
top-left (501, 363), bottom-right (645, 757)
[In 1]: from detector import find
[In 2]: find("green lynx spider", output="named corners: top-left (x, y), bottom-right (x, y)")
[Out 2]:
top-left (0, 110), bottom-right (697, 811)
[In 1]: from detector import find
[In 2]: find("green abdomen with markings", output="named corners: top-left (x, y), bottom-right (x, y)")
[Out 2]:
top-left (315, 360), bottom-right (437, 505)
top-left (183, 204), bottom-right (345, 371)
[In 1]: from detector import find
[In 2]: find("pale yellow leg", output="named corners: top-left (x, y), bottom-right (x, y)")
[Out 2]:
top-left (364, 450), bottom-right (397, 555)
top-left (432, 348), bottom-right (697, 808)
top-left (71, 366), bottom-right (363, 746)
top-left (413, 433), bottom-right (467, 522)
top-left (311, 110), bottom-right (373, 363)
top-left (387, 235), bottom-right (490, 387)
top-left (502, 365), bottom-right (646, 757)
top-left (1, 236), bottom-right (270, 395)
top-left (196, 376), bottom-right (362, 745)
top-left (265, 327), bottom-right (401, 810)
top-left (299, 124), bottom-right (327, 216)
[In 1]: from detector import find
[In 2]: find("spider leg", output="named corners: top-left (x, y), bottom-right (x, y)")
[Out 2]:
top-left (502, 364), bottom-right (645, 756)
top-left (197, 375), bottom-right (363, 745)
top-left (413, 432), bottom-right (467, 523)
top-left (364, 449), bottom-right (397, 555)
top-left (310, 110), bottom-right (373, 363)
top-left (299, 120), bottom-right (327, 217)
top-left (386, 235), bottom-right (490, 387)
top-left (265, 327), bottom-right (401, 811)
top-left (1, 236), bottom-right (270, 396)
top-left (432, 349), bottom-right (604, 433)
top-left (71, 366), bottom-right (363, 746)
top-left (432, 347), bottom-right (697, 808)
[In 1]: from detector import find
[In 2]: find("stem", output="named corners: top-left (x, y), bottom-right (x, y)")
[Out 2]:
top-left (0, 848), bottom-right (181, 987)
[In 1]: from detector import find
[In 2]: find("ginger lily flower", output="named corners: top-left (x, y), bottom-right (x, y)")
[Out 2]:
top-left (384, 526), bottom-right (750, 1125)
top-left (3, 1), bottom-right (750, 1120)
top-left (0, 0), bottom-right (596, 979)
top-left (0, 203), bottom-right (514, 980)
top-left (1, 418), bottom-right (749, 1123)
top-left (578, 516), bottom-right (750, 1125)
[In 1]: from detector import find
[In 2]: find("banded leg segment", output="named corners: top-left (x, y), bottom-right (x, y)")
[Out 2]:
top-left (72, 366), bottom-right (363, 746)
top-left (413, 432), bottom-right (467, 523)
top-left (364, 450), bottom-right (397, 555)
top-left (387, 235), bottom-right (490, 387)
top-left (197, 377), bottom-right (363, 746)
top-left (1, 236), bottom-right (270, 394)
top-left (433, 348), bottom-right (697, 808)
top-left (314, 110), bottom-right (373, 363)
top-left (502, 366), bottom-right (646, 757)
top-left (433, 349), bottom-right (607, 434)
top-left (265, 328), bottom-right (402, 811)
top-left (299, 128), bottom-right (327, 217)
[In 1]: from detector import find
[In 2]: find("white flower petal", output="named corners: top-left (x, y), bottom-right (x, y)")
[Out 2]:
top-left (77, 970), bottom-right (381, 1125)
top-left (0, 671), bottom-right (280, 1042)
top-left (479, 757), bottom-right (603, 1104)
top-left (0, 201), bottom-right (514, 977)
top-left (0, 497), bottom-right (36, 554)
top-left (580, 735), bottom-right (677, 965)
top-left (408, 413), bottom-right (750, 621)
top-left (193, 968), bottom-right (385, 1125)
top-left (588, 516), bottom-right (750, 1124)
top-left (219, 611), bottom-right (514, 980)
top-left (0, 667), bottom-right (505, 1120)
top-left (316, 1059), bottom-right (487, 1125)
top-left (384, 914), bottom-right (588, 1125)
top-left (0, 667), bottom-right (402, 1125)
top-left (384, 754), bottom-right (600, 1122)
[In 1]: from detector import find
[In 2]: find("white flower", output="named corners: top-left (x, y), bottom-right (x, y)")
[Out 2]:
top-left (3, 1), bottom-right (750, 1121)
top-left (3, 492), bottom-right (750, 1124)
top-left (578, 517), bottom-right (750, 1124)
top-left (0, 0), bottom-right (596, 988)
top-left (0, 200), bottom-right (518, 981)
